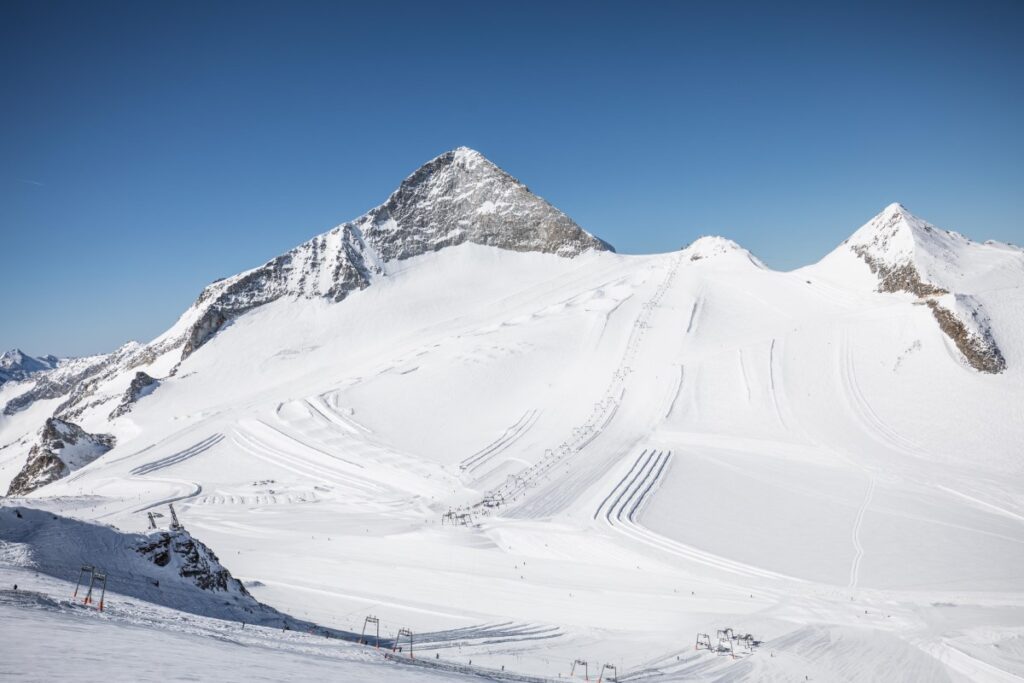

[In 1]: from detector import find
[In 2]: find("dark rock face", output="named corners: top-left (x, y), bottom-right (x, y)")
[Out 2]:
top-left (926, 300), bottom-right (1006, 374)
top-left (136, 529), bottom-right (251, 594)
top-left (850, 245), bottom-right (948, 298)
top-left (109, 371), bottom-right (160, 419)
top-left (6, 418), bottom-right (116, 496)
top-left (844, 204), bottom-right (1009, 374)
top-left (178, 148), bottom-right (610, 359)
top-left (361, 147), bottom-right (613, 261)
top-left (180, 226), bottom-right (375, 360)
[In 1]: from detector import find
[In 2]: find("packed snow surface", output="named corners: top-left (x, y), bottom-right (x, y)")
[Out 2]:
top-left (2, 151), bottom-right (1023, 681)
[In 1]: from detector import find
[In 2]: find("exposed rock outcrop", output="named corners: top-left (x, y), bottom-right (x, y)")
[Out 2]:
top-left (4, 148), bottom-right (612, 419)
top-left (108, 371), bottom-right (159, 420)
top-left (136, 528), bottom-right (250, 594)
top-left (849, 245), bottom-right (948, 297)
top-left (6, 418), bottom-right (116, 496)
top-left (926, 297), bottom-right (1006, 374)
top-left (177, 147), bottom-right (610, 359)
top-left (836, 203), bottom-right (1014, 373)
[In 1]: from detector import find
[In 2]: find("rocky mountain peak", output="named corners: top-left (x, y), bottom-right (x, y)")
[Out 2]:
top-left (170, 148), bottom-right (612, 360)
top-left (845, 203), bottom-right (947, 262)
top-left (832, 203), bottom-right (1013, 373)
top-left (361, 147), bottom-right (613, 261)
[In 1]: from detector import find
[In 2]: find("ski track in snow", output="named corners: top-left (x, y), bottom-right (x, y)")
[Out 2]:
top-left (133, 480), bottom-right (204, 513)
top-left (664, 365), bottom-right (684, 419)
top-left (840, 331), bottom-right (924, 457)
top-left (460, 409), bottom-right (541, 475)
top-left (5, 199), bottom-right (1023, 683)
top-left (594, 449), bottom-right (797, 582)
top-left (768, 339), bottom-right (786, 428)
top-left (497, 255), bottom-right (683, 516)
top-left (848, 476), bottom-right (876, 590)
top-left (231, 423), bottom-right (385, 498)
top-left (130, 434), bottom-right (225, 476)
top-left (738, 349), bottom-right (752, 404)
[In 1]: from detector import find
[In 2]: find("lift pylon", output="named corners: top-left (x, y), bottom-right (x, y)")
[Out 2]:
top-left (168, 503), bottom-right (181, 530)
top-left (360, 615), bottom-right (380, 648)
top-left (73, 564), bottom-right (94, 600)
top-left (82, 568), bottom-right (98, 605)
top-left (393, 627), bottom-right (413, 659)
top-left (93, 571), bottom-right (108, 611)
top-left (570, 658), bottom-right (589, 680)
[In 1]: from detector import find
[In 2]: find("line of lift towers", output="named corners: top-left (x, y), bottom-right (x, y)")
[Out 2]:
top-left (695, 627), bottom-right (761, 658)
top-left (361, 613), bottom-right (623, 681)
top-left (70, 504), bottom-right (186, 613)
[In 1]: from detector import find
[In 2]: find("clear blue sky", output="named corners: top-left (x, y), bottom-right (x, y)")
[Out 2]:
top-left (2, 0), bottom-right (1022, 357)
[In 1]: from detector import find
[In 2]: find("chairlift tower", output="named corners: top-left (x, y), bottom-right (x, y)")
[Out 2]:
top-left (92, 571), bottom-right (108, 611)
top-left (360, 615), bottom-right (380, 648)
top-left (570, 659), bottom-right (589, 680)
top-left (393, 627), bottom-right (414, 658)
top-left (168, 503), bottom-right (182, 530)
top-left (73, 564), bottom-right (94, 600)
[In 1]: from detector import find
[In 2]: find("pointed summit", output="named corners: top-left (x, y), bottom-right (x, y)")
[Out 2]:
top-left (841, 203), bottom-right (974, 297)
top-left (812, 203), bottom-right (1020, 374)
top-left (362, 147), bottom-right (612, 261)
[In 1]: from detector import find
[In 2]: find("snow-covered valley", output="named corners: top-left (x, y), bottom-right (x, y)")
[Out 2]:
top-left (2, 149), bottom-right (1023, 682)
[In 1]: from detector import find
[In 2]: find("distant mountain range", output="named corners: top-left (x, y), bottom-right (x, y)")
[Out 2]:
top-left (0, 349), bottom-right (59, 386)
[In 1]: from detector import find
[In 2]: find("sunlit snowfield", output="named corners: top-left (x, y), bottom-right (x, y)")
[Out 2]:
top-left (3, 197), bottom-right (1024, 681)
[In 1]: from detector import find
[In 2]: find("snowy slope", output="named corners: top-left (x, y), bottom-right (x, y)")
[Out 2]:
top-left (2, 151), bottom-right (1022, 682)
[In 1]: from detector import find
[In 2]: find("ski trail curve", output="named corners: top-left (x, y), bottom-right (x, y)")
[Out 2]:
top-left (594, 449), bottom-right (800, 582)
top-left (848, 475), bottom-right (876, 590)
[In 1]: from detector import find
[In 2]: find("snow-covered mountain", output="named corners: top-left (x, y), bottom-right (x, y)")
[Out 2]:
top-left (6, 418), bottom-right (115, 496)
top-left (810, 202), bottom-right (1021, 373)
top-left (177, 146), bottom-right (611, 359)
top-left (2, 150), bottom-right (1022, 682)
top-left (0, 349), bottom-right (58, 386)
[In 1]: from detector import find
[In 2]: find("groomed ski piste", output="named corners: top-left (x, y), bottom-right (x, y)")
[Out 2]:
top-left (2, 156), bottom-right (1024, 682)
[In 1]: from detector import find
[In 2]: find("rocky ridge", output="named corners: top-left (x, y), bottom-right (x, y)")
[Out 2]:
top-left (6, 418), bottom-right (116, 496)
top-left (178, 147), bottom-right (611, 360)
top-left (841, 203), bottom-right (1012, 373)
